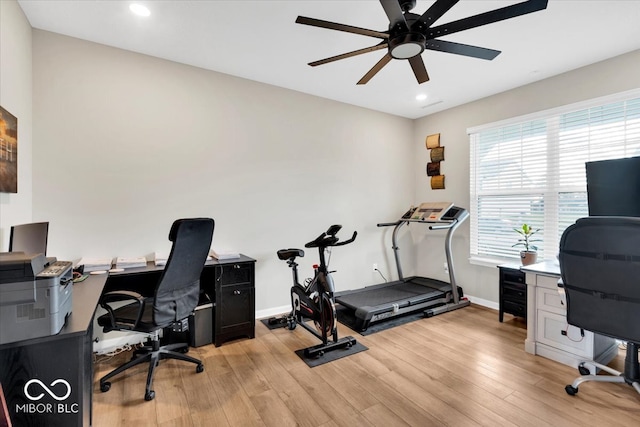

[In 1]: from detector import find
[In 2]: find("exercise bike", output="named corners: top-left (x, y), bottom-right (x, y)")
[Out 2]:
top-left (269, 225), bottom-right (357, 358)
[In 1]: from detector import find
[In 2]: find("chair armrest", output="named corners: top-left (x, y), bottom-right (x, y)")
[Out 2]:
top-left (99, 290), bottom-right (146, 331)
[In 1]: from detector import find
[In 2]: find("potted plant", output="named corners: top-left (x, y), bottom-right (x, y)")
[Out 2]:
top-left (513, 223), bottom-right (541, 265)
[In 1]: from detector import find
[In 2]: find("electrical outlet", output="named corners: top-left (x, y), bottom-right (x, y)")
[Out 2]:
top-left (443, 262), bottom-right (449, 272)
top-left (372, 263), bottom-right (378, 272)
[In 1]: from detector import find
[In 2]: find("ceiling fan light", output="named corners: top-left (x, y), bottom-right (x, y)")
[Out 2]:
top-left (391, 43), bottom-right (423, 59)
top-left (389, 33), bottom-right (425, 60)
top-left (129, 3), bottom-right (150, 17)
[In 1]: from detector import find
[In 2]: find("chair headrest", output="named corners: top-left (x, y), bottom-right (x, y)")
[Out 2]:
top-left (169, 218), bottom-right (214, 242)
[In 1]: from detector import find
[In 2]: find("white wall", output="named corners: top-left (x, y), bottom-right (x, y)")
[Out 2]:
top-left (412, 49), bottom-right (640, 306)
top-left (32, 30), bottom-right (414, 314)
top-left (21, 22), bottom-right (640, 321)
top-left (0, 0), bottom-right (32, 250)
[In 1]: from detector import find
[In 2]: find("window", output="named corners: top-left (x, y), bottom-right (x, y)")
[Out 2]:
top-left (469, 90), bottom-right (640, 263)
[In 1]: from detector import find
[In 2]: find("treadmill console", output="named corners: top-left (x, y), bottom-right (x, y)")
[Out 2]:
top-left (441, 206), bottom-right (464, 221)
top-left (401, 206), bottom-right (417, 219)
top-left (409, 202), bottom-right (454, 222)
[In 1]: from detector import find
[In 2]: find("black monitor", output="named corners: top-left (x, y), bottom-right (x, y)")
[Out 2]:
top-left (586, 156), bottom-right (640, 216)
top-left (8, 221), bottom-right (49, 256)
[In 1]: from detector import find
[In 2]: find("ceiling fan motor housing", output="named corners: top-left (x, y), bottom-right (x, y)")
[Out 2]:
top-left (399, 0), bottom-right (417, 12)
top-left (388, 11), bottom-right (425, 60)
top-left (389, 32), bottom-right (426, 59)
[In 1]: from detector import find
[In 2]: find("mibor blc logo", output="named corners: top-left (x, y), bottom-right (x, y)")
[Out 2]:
top-left (15, 379), bottom-right (78, 415)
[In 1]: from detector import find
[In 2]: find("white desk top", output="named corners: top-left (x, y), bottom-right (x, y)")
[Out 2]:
top-left (520, 261), bottom-right (561, 277)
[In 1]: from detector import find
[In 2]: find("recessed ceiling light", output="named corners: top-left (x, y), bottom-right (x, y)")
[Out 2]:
top-left (416, 93), bottom-right (428, 101)
top-left (129, 3), bottom-right (150, 17)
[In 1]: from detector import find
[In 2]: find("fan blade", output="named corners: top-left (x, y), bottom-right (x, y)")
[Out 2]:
top-left (309, 42), bottom-right (389, 67)
top-left (425, 39), bottom-right (500, 60)
top-left (413, 0), bottom-right (459, 30)
top-left (357, 53), bottom-right (392, 85)
top-left (296, 16), bottom-right (388, 39)
top-left (408, 56), bottom-right (430, 84)
top-left (379, 0), bottom-right (409, 32)
top-left (427, 0), bottom-right (548, 39)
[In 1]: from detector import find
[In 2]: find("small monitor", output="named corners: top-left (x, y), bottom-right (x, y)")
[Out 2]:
top-left (9, 221), bottom-right (49, 256)
top-left (586, 156), bottom-right (640, 217)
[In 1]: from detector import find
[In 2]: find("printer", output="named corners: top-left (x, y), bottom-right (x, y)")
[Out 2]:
top-left (0, 252), bottom-right (73, 345)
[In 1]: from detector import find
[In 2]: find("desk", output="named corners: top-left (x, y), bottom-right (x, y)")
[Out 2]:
top-left (521, 261), bottom-right (618, 374)
top-left (107, 255), bottom-right (256, 347)
top-left (0, 254), bottom-right (255, 426)
top-left (0, 274), bottom-right (107, 427)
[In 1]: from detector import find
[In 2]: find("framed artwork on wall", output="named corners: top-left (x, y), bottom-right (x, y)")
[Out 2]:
top-left (0, 106), bottom-right (18, 193)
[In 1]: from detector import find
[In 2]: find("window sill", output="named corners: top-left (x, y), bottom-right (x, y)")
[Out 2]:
top-left (468, 256), bottom-right (517, 269)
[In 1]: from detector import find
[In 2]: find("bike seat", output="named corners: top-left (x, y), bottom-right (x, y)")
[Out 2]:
top-left (277, 248), bottom-right (304, 261)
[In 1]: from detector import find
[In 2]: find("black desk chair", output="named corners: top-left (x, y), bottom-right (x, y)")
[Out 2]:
top-left (559, 216), bottom-right (640, 396)
top-left (97, 218), bottom-right (214, 401)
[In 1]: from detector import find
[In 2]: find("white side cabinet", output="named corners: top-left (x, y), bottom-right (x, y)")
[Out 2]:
top-left (522, 262), bottom-right (619, 374)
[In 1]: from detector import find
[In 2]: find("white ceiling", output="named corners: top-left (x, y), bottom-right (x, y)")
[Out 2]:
top-left (17, 0), bottom-right (640, 119)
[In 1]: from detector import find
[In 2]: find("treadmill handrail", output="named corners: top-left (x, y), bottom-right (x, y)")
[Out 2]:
top-left (377, 221), bottom-right (400, 227)
top-left (428, 222), bottom-right (455, 230)
top-left (380, 207), bottom-right (468, 290)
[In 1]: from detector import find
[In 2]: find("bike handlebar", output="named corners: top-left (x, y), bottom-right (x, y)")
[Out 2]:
top-left (333, 231), bottom-right (357, 246)
top-left (304, 227), bottom-right (357, 249)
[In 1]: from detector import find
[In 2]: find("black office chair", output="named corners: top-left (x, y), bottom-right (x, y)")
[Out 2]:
top-left (97, 218), bottom-right (214, 401)
top-left (559, 216), bottom-right (640, 396)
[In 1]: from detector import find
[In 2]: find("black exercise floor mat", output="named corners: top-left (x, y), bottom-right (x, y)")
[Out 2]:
top-left (260, 316), bottom-right (288, 330)
top-left (259, 314), bottom-right (314, 330)
top-left (336, 305), bottom-right (425, 336)
top-left (295, 341), bottom-right (368, 368)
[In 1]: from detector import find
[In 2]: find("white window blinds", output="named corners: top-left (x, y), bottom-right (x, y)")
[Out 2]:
top-left (469, 90), bottom-right (640, 263)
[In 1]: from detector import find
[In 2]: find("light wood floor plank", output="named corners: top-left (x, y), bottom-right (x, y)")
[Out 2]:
top-left (240, 334), bottom-right (332, 427)
top-left (93, 305), bottom-right (640, 427)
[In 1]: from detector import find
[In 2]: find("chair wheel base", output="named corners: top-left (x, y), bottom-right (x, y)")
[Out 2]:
top-left (145, 390), bottom-right (155, 401)
top-left (100, 382), bottom-right (111, 393)
top-left (565, 385), bottom-right (578, 396)
top-left (196, 364), bottom-right (204, 373)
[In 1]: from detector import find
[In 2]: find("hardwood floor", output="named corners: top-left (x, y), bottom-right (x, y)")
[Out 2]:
top-left (92, 305), bottom-right (640, 426)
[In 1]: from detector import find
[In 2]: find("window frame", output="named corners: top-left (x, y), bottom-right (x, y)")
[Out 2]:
top-left (468, 88), bottom-right (640, 266)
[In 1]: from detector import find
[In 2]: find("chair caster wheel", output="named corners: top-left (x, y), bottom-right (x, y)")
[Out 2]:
top-left (578, 366), bottom-right (590, 376)
top-left (145, 390), bottom-right (155, 401)
top-left (196, 364), bottom-right (204, 373)
top-left (287, 319), bottom-right (296, 330)
top-left (565, 385), bottom-right (578, 396)
top-left (179, 346), bottom-right (189, 354)
top-left (100, 382), bottom-right (111, 393)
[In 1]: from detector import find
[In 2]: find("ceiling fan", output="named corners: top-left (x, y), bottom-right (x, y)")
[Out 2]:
top-left (296, 0), bottom-right (548, 85)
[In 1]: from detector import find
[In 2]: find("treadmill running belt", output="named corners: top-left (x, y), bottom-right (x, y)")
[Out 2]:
top-left (334, 276), bottom-right (461, 332)
top-left (336, 281), bottom-right (443, 308)
top-left (336, 277), bottom-right (452, 308)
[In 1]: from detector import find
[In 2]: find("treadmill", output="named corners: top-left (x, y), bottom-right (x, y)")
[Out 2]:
top-left (334, 202), bottom-right (470, 331)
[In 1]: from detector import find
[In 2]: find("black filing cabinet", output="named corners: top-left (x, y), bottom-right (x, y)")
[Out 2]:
top-left (214, 256), bottom-right (256, 346)
top-left (498, 264), bottom-right (527, 322)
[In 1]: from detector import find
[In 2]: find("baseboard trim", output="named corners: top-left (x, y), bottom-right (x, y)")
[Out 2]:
top-left (256, 305), bottom-right (290, 320)
top-left (466, 295), bottom-right (499, 311)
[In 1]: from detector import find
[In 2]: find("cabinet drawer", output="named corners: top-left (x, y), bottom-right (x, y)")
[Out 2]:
top-left (503, 300), bottom-right (526, 317)
top-left (503, 283), bottom-right (526, 300)
top-left (502, 270), bottom-right (525, 285)
top-left (534, 274), bottom-right (561, 290)
top-left (217, 263), bottom-right (253, 286)
top-left (535, 309), bottom-right (593, 357)
top-left (536, 286), bottom-right (565, 315)
top-left (219, 284), bottom-right (254, 326)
